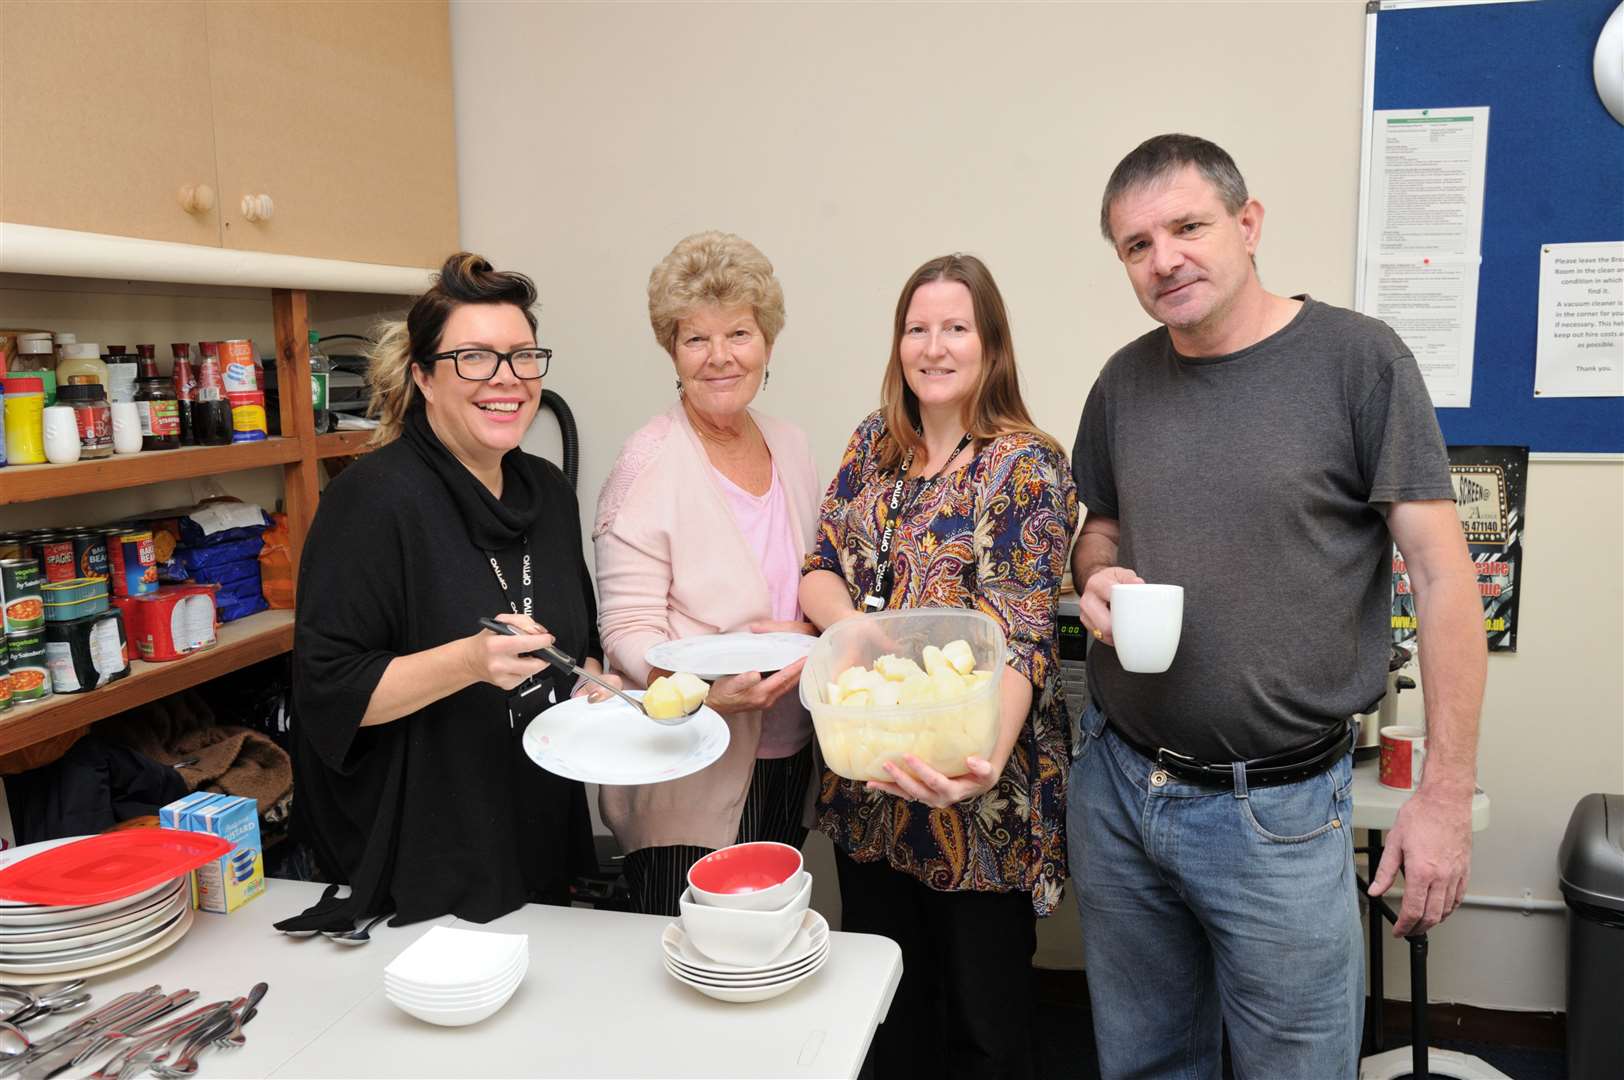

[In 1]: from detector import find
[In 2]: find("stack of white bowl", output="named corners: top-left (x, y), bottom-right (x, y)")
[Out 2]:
top-left (384, 926), bottom-right (529, 1026)
top-left (662, 842), bottom-right (830, 1003)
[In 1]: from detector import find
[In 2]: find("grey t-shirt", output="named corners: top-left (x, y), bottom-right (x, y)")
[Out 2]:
top-left (1072, 297), bottom-right (1454, 761)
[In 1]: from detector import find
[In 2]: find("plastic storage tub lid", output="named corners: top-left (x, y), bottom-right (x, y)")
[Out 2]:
top-left (1557, 793), bottom-right (1624, 911)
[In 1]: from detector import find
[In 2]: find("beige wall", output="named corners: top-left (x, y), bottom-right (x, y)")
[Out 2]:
top-left (451, 1), bottom-right (1624, 1013)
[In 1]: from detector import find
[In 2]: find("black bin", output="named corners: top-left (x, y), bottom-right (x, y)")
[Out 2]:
top-left (1557, 793), bottom-right (1624, 1080)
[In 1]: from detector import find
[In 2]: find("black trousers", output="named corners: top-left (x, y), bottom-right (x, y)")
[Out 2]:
top-left (623, 743), bottom-right (813, 917)
top-left (835, 845), bottom-right (1038, 1080)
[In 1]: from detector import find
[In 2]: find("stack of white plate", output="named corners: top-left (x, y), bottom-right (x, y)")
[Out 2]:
top-left (384, 926), bottom-right (528, 1027)
top-left (0, 839), bottom-right (194, 985)
top-left (661, 909), bottom-right (830, 1003)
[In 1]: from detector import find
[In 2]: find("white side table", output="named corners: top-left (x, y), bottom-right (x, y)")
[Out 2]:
top-left (1352, 759), bottom-right (1505, 1080)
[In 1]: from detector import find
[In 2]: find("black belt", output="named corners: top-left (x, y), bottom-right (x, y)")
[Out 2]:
top-left (1111, 718), bottom-right (1350, 789)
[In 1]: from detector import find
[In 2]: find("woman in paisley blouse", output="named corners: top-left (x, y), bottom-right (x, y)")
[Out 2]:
top-left (800, 253), bottom-right (1077, 1080)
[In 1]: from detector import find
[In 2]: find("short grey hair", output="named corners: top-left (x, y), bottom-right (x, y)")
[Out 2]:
top-left (1099, 134), bottom-right (1250, 244)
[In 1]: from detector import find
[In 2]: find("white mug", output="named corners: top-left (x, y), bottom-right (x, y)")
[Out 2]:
top-left (42, 405), bottom-right (82, 464)
top-left (1110, 583), bottom-right (1184, 673)
top-left (1379, 725), bottom-right (1427, 790)
top-left (111, 401), bottom-right (143, 454)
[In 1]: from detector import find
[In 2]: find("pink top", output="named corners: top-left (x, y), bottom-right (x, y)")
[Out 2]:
top-left (711, 464), bottom-right (812, 758)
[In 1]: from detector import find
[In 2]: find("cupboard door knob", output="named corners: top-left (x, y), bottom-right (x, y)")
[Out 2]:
top-left (178, 184), bottom-right (216, 214)
top-left (241, 193), bottom-right (275, 223)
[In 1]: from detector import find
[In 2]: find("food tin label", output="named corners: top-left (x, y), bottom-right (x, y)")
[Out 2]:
top-left (138, 399), bottom-right (180, 438)
top-left (36, 538), bottom-right (77, 583)
top-left (229, 392), bottom-right (267, 443)
top-left (1, 559), bottom-right (45, 632)
top-left (118, 532), bottom-right (158, 597)
top-left (45, 640), bottom-right (81, 694)
top-left (71, 533), bottom-right (109, 580)
top-left (4, 629), bottom-right (49, 702)
top-left (220, 340), bottom-right (259, 393)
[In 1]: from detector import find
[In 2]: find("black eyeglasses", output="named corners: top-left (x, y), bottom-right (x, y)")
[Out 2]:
top-left (425, 347), bottom-right (552, 381)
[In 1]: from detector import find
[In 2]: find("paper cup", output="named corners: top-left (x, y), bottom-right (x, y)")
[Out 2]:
top-left (111, 401), bottom-right (143, 454)
top-left (1378, 725), bottom-right (1426, 790)
top-left (1110, 583), bottom-right (1183, 673)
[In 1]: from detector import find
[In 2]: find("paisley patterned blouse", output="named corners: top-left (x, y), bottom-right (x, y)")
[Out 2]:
top-left (803, 410), bottom-right (1078, 915)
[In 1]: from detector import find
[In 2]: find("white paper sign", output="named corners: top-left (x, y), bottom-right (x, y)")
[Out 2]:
top-left (1360, 107), bottom-right (1491, 407)
top-left (1534, 241), bottom-right (1624, 399)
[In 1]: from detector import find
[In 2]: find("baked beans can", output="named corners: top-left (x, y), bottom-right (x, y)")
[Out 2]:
top-left (1, 558), bottom-right (45, 632)
top-left (4, 627), bottom-right (50, 703)
top-left (70, 530), bottom-right (110, 581)
top-left (220, 339), bottom-right (259, 393)
top-left (107, 530), bottom-right (158, 598)
top-left (34, 534), bottom-right (78, 584)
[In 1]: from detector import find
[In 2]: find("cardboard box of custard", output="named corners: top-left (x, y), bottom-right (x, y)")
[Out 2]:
top-left (159, 792), bottom-right (265, 913)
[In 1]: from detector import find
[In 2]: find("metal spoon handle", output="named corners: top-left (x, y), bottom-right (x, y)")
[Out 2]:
top-left (476, 619), bottom-right (647, 713)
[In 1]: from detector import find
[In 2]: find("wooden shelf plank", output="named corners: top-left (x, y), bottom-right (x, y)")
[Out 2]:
top-left (314, 430), bottom-right (375, 459)
top-left (0, 440), bottom-right (302, 507)
top-left (0, 609), bottom-right (295, 756)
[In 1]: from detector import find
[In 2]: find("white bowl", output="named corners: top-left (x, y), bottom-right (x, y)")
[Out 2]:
top-left (386, 956), bottom-right (528, 1006)
top-left (385, 952), bottom-right (527, 997)
top-left (677, 873), bottom-right (812, 967)
top-left (691, 869), bottom-right (810, 912)
top-left (384, 925), bottom-right (528, 989)
top-left (388, 973), bottom-right (524, 1009)
top-left (388, 984), bottom-right (518, 1027)
top-left (687, 843), bottom-right (805, 910)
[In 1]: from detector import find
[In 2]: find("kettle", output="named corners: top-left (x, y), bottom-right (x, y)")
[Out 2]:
top-left (1356, 644), bottom-right (1417, 757)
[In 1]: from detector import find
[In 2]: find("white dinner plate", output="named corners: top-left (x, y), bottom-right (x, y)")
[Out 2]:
top-left (0, 878), bottom-right (185, 942)
top-left (668, 941), bottom-right (829, 986)
top-left (0, 875), bottom-right (180, 928)
top-left (644, 633), bottom-right (816, 681)
top-left (662, 909), bottom-right (829, 976)
top-left (663, 947), bottom-right (828, 1003)
top-left (522, 692), bottom-right (729, 785)
top-left (0, 905), bottom-right (187, 974)
top-left (0, 904), bottom-right (194, 986)
top-left (0, 880), bottom-right (187, 954)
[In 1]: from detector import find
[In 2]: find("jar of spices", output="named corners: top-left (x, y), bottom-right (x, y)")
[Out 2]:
top-left (56, 383), bottom-right (113, 459)
top-left (134, 347), bottom-right (180, 450)
top-left (1, 376), bottom-right (46, 465)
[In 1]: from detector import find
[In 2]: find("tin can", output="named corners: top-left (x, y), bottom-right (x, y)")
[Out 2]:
top-left (4, 627), bottom-right (50, 703)
top-left (69, 530), bottom-right (110, 581)
top-left (107, 530), bottom-right (158, 598)
top-left (0, 535), bottom-right (26, 561)
top-left (34, 533), bottom-right (78, 583)
top-left (220, 339), bottom-right (259, 393)
top-left (1, 558), bottom-right (45, 632)
top-left (0, 635), bottom-right (12, 713)
top-left (227, 390), bottom-right (267, 443)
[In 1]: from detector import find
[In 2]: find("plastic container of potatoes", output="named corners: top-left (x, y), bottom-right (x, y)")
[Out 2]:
top-left (799, 608), bottom-right (1006, 782)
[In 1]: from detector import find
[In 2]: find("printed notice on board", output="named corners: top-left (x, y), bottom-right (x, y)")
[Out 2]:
top-left (1534, 241), bottom-right (1624, 398)
top-left (1360, 107), bottom-right (1490, 408)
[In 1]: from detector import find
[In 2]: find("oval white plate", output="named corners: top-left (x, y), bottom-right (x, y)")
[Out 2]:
top-left (0, 878), bottom-right (184, 942)
top-left (0, 880), bottom-right (186, 954)
top-left (644, 633), bottom-right (816, 680)
top-left (522, 691), bottom-right (729, 786)
top-left (0, 905), bottom-right (187, 974)
top-left (0, 904), bottom-right (193, 986)
top-left (668, 942), bottom-right (829, 986)
top-left (663, 947), bottom-right (828, 1003)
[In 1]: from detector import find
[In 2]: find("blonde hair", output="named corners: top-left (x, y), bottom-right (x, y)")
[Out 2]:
top-left (647, 231), bottom-right (786, 357)
top-left (365, 252), bottom-right (539, 446)
top-left (875, 253), bottom-right (1060, 472)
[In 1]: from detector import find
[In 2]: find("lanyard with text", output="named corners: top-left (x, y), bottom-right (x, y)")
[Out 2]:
top-left (485, 538), bottom-right (536, 727)
top-left (862, 432), bottom-right (974, 612)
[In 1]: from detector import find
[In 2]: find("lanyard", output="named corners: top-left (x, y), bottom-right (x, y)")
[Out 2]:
top-left (862, 431), bottom-right (974, 612)
top-left (485, 538), bottom-right (538, 726)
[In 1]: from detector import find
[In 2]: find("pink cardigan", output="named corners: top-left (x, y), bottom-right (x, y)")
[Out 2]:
top-left (593, 403), bottom-right (821, 853)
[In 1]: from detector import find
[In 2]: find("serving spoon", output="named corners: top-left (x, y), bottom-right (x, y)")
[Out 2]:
top-left (477, 619), bottom-right (701, 725)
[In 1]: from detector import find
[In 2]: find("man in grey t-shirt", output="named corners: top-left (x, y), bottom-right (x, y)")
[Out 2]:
top-left (1067, 134), bottom-right (1485, 1080)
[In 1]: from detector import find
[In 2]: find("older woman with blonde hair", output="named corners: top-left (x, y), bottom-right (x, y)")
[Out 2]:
top-left (594, 231), bottom-right (821, 916)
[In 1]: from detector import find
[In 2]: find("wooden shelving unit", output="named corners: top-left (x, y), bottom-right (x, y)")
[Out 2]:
top-left (0, 610), bottom-right (295, 756)
top-left (0, 440), bottom-right (302, 507)
top-left (0, 288), bottom-right (371, 755)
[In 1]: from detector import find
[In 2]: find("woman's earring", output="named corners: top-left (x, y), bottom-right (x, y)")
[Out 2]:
top-left (763, 368), bottom-right (771, 389)
top-left (675, 378), bottom-right (683, 395)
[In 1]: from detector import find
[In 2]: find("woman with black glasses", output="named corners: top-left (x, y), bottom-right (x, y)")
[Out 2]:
top-left (280, 252), bottom-right (614, 932)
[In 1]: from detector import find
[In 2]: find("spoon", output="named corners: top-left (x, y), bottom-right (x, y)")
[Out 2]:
top-left (477, 619), bottom-right (701, 725)
top-left (323, 914), bottom-right (390, 945)
top-left (0, 1022), bottom-right (29, 1059)
top-left (11, 990), bottom-right (91, 1025)
top-left (215, 982), bottom-right (267, 1047)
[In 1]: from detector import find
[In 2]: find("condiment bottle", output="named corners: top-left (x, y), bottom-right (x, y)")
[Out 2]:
top-left (56, 382), bottom-right (113, 459)
top-left (171, 343), bottom-right (197, 446)
top-left (192, 341), bottom-right (234, 446)
top-left (104, 345), bottom-right (139, 404)
top-left (133, 347), bottom-right (180, 451)
top-left (1, 375), bottom-right (46, 465)
top-left (56, 343), bottom-right (109, 394)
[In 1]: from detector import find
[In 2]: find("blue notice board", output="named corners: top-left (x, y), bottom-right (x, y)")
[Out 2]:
top-left (1372, 0), bottom-right (1624, 452)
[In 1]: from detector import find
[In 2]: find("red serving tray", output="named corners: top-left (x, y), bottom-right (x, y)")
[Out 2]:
top-left (0, 829), bottom-right (232, 906)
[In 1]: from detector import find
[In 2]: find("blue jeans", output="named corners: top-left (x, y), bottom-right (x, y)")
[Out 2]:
top-left (1067, 703), bottom-right (1363, 1080)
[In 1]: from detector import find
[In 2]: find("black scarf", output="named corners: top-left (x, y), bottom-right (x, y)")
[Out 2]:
top-left (400, 404), bottom-right (542, 550)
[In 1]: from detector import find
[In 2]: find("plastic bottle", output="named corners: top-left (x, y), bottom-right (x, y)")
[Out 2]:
top-left (1, 376), bottom-right (46, 465)
top-left (104, 345), bottom-right (139, 405)
top-left (133, 347), bottom-right (181, 450)
top-left (56, 343), bottom-right (109, 395)
top-left (170, 343), bottom-right (197, 446)
top-left (308, 330), bottom-right (331, 434)
top-left (191, 342), bottom-right (234, 446)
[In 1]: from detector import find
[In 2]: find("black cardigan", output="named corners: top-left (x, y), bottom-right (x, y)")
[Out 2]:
top-left (283, 415), bottom-right (597, 930)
